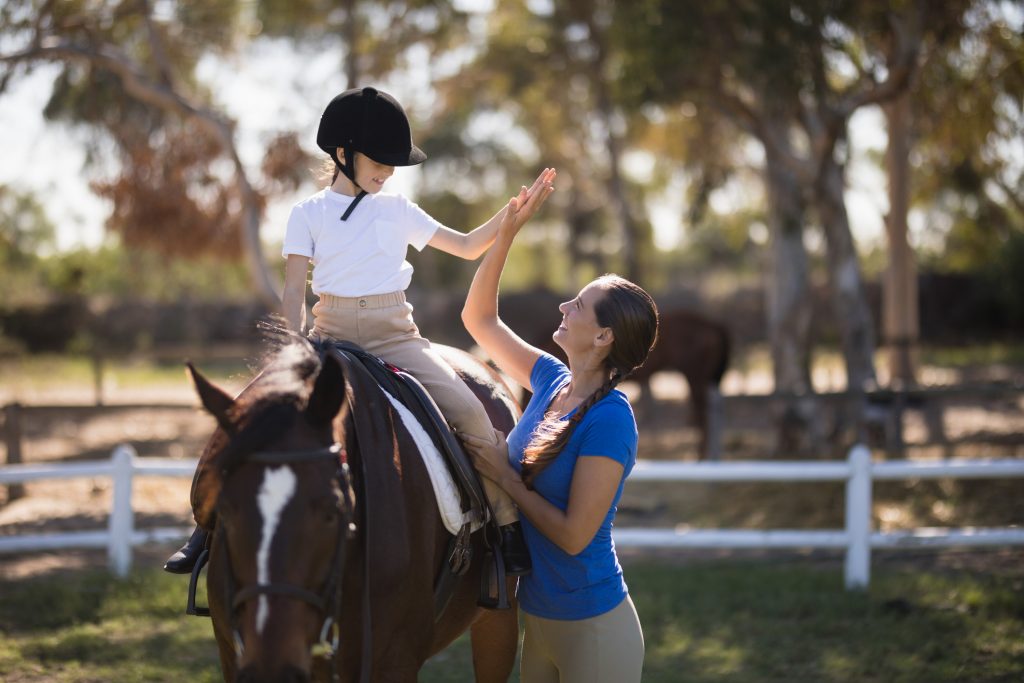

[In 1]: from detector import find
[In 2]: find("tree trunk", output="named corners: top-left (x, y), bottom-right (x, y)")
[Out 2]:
top-left (600, 112), bottom-right (641, 282)
top-left (762, 135), bottom-right (820, 455)
top-left (763, 148), bottom-right (813, 396)
top-left (343, 0), bottom-right (360, 87)
top-left (815, 148), bottom-right (878, 392)
top-left (883, 90), bottom-right (919, 387)
top-left (582, 9), bottom-right (641, 282)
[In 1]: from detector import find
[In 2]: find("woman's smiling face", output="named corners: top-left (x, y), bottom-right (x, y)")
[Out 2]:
top-left (553, 281), bottom-right (608, 352)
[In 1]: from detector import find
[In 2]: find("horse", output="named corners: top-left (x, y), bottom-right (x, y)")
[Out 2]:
top-left (628, 309), bottom-right (730, 458)
top-left (186, 337), bottom-right (520, 682)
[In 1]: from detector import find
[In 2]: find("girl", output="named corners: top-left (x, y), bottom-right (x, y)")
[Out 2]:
top-left (165, 86), bottom-right (549, 577)
top-left (460, 187), bottom-right (658, 682)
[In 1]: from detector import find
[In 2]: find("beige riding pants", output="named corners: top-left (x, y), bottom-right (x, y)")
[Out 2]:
top-left (311, 291), bottom-right (517, 526)
top-left (520, 595), bottom-right (645, 683)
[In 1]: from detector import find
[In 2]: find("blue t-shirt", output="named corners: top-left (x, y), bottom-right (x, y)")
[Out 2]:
top-left (507, 353), bottom-right (638, 620)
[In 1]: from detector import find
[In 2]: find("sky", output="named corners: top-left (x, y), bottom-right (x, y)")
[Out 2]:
top-left (0, 23), bottom-right (891, 256)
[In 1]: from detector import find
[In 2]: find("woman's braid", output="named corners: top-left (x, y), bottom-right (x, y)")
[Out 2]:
top-left (522, 369), bottom-right (624, 488)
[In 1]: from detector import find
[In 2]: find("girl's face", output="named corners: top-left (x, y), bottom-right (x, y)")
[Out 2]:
top-left (553, 281), bottom-right (610, 353)
top-left (353, 152), bottom-right (394, 193)
top-left (337, 149), bottom-right (394, 194)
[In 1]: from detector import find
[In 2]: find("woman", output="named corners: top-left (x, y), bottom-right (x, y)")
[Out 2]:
top-left (460, 177), bottom-right (658, 683)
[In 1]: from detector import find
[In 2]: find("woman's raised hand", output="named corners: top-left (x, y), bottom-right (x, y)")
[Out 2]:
top-left (499, 167), bottom-right (556, 240)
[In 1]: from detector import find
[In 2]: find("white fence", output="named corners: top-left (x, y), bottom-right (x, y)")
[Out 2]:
top-left (2, 445), bottom-right (1023, 587)
top-left (616, 445), bottom-right (1024, 588)
top-left (0, 445), bottom-right (197, 577)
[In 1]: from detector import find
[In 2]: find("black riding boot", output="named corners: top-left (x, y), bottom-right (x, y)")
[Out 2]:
top-left (163, 525), bottom-right (209, 574)
top-left (499, 521), bottom-right (531, 576)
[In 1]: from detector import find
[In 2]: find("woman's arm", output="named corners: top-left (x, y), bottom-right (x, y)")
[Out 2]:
top-left (462, 169), bottom-right (556, 388)
top-left (282, 254), bottom-right (310, 333)
top-left (428, 169), bottom-right (554, 260)
top-left (463, 431), bottom-right (623, 556)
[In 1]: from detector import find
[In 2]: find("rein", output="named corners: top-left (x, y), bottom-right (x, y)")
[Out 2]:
top-left (218, 442), bottom-right (366, 683)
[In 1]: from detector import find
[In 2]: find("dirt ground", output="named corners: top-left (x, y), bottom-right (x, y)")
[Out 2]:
top-left (2, 371), bottom-right (1023, 580)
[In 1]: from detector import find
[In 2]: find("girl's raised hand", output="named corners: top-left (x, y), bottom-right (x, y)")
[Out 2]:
top-left (524, 167), bottom-right (556, 200)
top-left (499, 168), bottom-right (556, 240)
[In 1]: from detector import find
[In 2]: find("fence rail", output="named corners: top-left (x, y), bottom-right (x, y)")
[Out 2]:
top-left (617, 445), bottom-right (1024, 588)
top-left (1, 445), bottom-right (1022, 587)
top-left (0, 445), bottom-right (197, 576)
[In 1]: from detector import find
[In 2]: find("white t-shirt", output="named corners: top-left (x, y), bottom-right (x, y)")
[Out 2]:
top-left (282, 188), bottom-right (442, 296)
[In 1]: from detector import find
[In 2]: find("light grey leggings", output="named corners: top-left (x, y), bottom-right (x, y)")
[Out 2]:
top-left (520, 595), bottom-right (644, 683)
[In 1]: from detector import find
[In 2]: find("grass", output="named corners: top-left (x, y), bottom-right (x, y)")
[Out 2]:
top-left (0, 556), bottom-right (1020, 682)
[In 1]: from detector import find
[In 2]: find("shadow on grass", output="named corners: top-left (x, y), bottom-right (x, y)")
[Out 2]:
top-left (627, 558), bottom-right (1024, 683)
top-left (0, 559), bottom-right (1021, 682)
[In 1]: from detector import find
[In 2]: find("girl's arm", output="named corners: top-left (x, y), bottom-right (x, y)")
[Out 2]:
top-left (427, 208), bottom-right (504, 260)
top-left (462, 431), bottom-right (623, 556)
top-left (462, 169), bottom-right (556, 389)
top-left (427, 168), bottom-right (554, 260)
top-left (282, 254), bottom-right (310, 333)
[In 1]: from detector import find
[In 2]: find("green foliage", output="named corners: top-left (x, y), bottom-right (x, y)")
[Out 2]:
top-left (1, 242), bottom-right (256, 306)
top-left (1, 0), bottom-right (1021, 329)
top-left (0, 186), bottom-right (57, 306)
top-left (911, 2), bottom-right (1024, 272)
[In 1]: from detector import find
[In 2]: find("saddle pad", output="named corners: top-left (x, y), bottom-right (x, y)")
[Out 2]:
top-left (381, 390), bottom-right (486, 535)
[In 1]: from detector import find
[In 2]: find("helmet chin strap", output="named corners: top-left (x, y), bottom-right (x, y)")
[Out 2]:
top-left (336, 147), bottom-right (367, 222)
top-left (335, 88), bottom-right (378, 221)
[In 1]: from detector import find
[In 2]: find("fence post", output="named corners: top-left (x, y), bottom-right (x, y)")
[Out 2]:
top-left (3, 403), bottom-right (26, 500)
top-left (108, 444), bottom-right (136, 578)
top-left (844, 444), bottom-right (872, 590)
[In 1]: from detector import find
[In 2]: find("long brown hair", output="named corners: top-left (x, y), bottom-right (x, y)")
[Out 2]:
top-left (521, 275), bottom-right (659, 487)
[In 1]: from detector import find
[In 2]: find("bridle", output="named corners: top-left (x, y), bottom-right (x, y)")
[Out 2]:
top-left (216, 443), bottom-right (363, 683)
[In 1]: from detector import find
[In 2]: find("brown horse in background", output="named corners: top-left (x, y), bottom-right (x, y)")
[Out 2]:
top-left (187, 338), bottom-right (519, 682)
top-left (630, 309), bottom-right (730, 458)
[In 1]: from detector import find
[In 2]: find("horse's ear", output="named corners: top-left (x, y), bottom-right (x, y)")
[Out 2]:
top-left (188, 362), bottom-right (235, 433)
top-left (306, 352), bottom-right (346, 427)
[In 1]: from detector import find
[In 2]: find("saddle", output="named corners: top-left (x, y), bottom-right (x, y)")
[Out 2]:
top-left (326, 341), bottom-right (510, 614)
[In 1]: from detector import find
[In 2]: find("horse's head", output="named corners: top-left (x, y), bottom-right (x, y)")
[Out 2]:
top-left (190, 341), bottom-right (356, 683)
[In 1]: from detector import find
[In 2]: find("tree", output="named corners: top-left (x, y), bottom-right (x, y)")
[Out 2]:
top-left (615, 0), bottom-right (969, 445)
top-left (0, 0), bottom-right (468, 308)
top-left (422, 0), bottom-right (661, 291)
top-left (912, 0), bottom-right (1024, 266)
top-left (0, 0), bottom-right (283, 305)
top-left (0, 184), bottom-right (57, 306)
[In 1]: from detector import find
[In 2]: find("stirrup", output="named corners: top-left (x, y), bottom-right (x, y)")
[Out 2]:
top-left (186, 548), bottom-right (211, 617)
top-left (477, 548), bottom-right (510, 610)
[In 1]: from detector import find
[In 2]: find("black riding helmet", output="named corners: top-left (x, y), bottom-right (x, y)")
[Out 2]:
top-left (317, 86), bottom-right (426, 181)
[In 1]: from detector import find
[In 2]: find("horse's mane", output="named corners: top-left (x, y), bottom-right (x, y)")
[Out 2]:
top-left (215, 330), bottom-right (326, 473)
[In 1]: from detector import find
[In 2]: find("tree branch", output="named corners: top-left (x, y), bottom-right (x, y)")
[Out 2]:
top-left (1, 37), bottom-right (282, 305)
top-left (836, 2), bottom-right (925, 116)
top-left (139, 0), bottom-right (175, 88)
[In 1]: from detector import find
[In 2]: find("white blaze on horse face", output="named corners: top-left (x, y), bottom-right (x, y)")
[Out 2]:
top-left (255, 465), bottom-right (297, 635)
